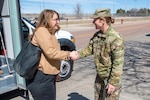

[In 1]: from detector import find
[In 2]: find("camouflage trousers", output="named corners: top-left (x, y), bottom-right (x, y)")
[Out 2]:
top-left (94, 75), bottom-right (121, 100)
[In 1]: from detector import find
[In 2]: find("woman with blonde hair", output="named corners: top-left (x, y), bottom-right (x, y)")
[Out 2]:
top-left (27, 9), bottom-right (77, 100)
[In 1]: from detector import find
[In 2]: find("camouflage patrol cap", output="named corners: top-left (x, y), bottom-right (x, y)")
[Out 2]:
top-left (93, 8), bottom-right (111, 18)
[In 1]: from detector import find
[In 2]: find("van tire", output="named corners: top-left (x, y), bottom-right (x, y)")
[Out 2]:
top-left (59, 60), bottom-right (73, 81)
top-left (58, 39), bottom-right (75, 82)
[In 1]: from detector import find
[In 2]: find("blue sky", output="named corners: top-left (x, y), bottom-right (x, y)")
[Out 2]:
top-left (20, 0), bottom-right (150, 14)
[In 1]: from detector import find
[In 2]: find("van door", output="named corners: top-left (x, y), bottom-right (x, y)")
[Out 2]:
top-left (1, 0), bottom-right (27, 91)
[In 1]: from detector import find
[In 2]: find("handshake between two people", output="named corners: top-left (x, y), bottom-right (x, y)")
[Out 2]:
top-left (69, 51), bottom-right (79, 61)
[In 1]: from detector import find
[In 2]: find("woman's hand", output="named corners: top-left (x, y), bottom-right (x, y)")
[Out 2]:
top-left (56, 74), bottom-right (60, 82)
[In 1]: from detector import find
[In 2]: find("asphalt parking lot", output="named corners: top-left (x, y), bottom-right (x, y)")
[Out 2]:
top-left (56, 21), bottom-right (150, 100)
top-left (1, 20), bottom-right (150, 100)
top-left (56, 40), bottom-right (150, 100)
top-left (56, 55), bottom-right (96, 100)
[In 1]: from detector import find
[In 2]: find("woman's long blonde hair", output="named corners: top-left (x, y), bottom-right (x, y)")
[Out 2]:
top-left (35, 9), bottom-right (60, 34)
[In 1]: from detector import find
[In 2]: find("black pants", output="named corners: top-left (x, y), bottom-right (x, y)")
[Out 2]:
top-left (27, 70), bottom-right (56, 100)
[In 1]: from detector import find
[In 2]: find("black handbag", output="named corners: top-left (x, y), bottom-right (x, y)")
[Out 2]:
top-left (13, 40), bottom-right (41, 79)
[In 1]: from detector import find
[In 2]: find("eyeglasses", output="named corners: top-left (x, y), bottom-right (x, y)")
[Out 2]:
top-left (51, 18), bottom-right (60, 21)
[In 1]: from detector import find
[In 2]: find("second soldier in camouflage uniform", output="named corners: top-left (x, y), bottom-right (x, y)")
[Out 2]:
top-left (78, 8), bottom-right (124, 100)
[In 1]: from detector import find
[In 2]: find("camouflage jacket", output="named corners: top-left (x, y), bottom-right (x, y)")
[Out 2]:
top-left (78, 26), bottom-right (124, 86)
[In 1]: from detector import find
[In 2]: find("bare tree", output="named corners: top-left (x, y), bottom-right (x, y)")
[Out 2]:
top-left (74, 3), bottom-right (83, 19)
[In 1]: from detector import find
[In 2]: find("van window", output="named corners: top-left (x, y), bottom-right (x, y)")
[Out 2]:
top-left (0, 18), bottom-right (6, 55)
top-left (21, 20), bottom-right (29, 39)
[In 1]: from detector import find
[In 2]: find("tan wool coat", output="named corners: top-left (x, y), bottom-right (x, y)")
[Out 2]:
top-left (32, 27), bottom-right (70, 75)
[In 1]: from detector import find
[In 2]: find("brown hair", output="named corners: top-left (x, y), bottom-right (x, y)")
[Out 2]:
top-left (104, 17), bottom-right (115, 25)
top-left (35, 9), bottom-right (60, 34)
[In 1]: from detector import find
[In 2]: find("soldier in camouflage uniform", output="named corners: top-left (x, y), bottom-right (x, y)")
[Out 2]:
top-left (77, 8), bottom-right (124, 100)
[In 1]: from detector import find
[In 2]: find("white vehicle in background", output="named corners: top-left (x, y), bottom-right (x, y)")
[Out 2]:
top-left (55, 30), bottom-right (75, 81)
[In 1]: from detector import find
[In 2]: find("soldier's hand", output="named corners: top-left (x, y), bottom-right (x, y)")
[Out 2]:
top-left (70, 51), bottom-right (79, 61)
top-left (106, 83), bottom-right (116, 95)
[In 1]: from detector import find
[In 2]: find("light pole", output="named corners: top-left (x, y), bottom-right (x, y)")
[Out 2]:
top-left (113, 0), bottom-right (115, 16)
top-left (146, 0), bottom-right (148, 16)
top-left (134, 0), bottom-right (137, 16)
top-left (43, 0), bottom-right (45, 10)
